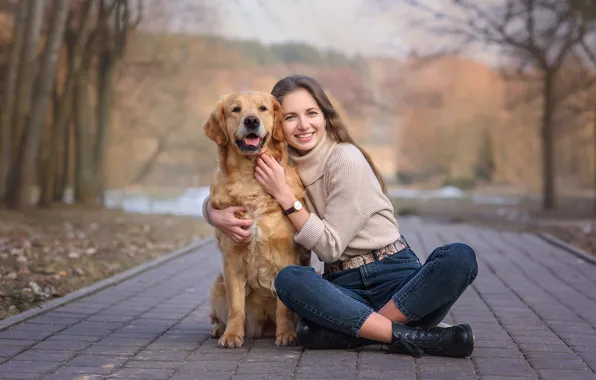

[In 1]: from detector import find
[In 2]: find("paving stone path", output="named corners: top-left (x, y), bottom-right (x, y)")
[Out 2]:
top-left (0, 217), bottom-right (595, 380)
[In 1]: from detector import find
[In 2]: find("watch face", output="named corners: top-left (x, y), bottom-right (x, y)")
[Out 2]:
top-left (293, 200), bottom-right (302, 210)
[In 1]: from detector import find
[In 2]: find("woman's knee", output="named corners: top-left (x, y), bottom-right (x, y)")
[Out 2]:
top-left (274, 265), bottom-right (310, 295)
top-left (441, 242), bottom-right (478, 280)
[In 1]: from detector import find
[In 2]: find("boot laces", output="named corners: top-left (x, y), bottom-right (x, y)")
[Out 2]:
top-left (382, 329), bottom-right (441, 357)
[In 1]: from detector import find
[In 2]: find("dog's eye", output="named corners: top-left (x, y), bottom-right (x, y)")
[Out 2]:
top-left (232, 106), bottom-right (241, 113)
top-left (259, 105), bottom-right (267, 112)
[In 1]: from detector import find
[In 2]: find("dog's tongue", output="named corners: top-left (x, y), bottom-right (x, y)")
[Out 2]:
top-left (243, 136), bottom-right (260, 147)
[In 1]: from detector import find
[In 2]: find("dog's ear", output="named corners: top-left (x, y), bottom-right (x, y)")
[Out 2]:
top-left (272, 98), bottom-right (285, 142)
top-left (203, 96), bottom-right (229, 146)
top-left (270, 98), bottom-right (287, 163)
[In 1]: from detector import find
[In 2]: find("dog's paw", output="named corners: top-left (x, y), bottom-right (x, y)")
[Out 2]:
top-left (210, 323), bottom-right (225, 339)
top-left (218, 332), bottom-right (244, 348)
top-left (275, 330), bottom-right (297, 346)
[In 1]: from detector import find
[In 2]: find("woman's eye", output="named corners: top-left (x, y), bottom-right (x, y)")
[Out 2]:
top-left (232, 106), bottom-right (241, 113)
top-left (259, 105), bottom-right (267, 112)
top-left (285, 115), bottom-right (295, 121)
top-left (308, 111), bottom-right (317, 116)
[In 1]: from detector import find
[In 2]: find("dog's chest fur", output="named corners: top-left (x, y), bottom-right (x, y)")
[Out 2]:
top-left (213, 169), bottom-right (300, 293)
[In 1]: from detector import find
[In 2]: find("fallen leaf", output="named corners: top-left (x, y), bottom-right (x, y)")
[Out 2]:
top-left (29, 281), bottom-right (41, 294)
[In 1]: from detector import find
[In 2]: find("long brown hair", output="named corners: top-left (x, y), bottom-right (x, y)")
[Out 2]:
top-left (271, 75), bottom-right (387, 193)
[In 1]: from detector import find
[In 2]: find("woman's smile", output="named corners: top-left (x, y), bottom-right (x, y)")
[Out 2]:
top-left (295, 132), bottom-right (315, 142)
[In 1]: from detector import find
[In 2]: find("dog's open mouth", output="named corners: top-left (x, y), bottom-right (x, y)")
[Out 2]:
top-left (236, 133), bottom-right (268, 153)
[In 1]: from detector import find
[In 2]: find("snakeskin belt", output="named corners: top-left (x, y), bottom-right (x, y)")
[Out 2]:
top-left (324, 236), bottom-right (408, 274)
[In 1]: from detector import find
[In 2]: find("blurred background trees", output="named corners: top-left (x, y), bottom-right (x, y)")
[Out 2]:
top-left (402, 0), bottom-right (596, 210)
top-left (0, 0), bottom-right (141, 209)
top-left (0, 0), bottom-right (595, 213)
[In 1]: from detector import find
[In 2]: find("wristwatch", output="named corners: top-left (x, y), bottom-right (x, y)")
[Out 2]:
top-left (283, 200), bottom-right (303, 215)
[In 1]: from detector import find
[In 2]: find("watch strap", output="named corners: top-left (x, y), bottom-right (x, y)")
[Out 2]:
top-left (283, 206), bottom-right (297, 215)
top-left (283, 200), bottom-right (301, 215)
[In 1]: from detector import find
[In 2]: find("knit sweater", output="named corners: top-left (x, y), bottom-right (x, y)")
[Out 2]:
top-left (201, 132), bottom-right (402, 264)
top-left (289, 132), bottom-right (401, 263)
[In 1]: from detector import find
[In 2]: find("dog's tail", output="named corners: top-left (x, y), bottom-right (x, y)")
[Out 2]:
top-left (210, 272), bottom-right (225, 324)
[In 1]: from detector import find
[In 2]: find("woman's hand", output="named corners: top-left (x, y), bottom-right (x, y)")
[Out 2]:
top-left (255, 154), bottom-right (291, 201)
top-left (206, 203), bottom-right (253, 244)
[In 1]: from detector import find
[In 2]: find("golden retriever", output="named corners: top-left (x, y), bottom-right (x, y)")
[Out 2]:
top-left (203, 91), bottom-right (309, 348)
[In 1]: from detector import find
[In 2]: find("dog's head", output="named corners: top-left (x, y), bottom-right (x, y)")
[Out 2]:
top-left (203, 91), bottom-right (285, 157)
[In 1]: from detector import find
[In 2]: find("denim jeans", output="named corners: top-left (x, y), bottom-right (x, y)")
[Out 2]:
top-left (274, 237), bottom-right (478, 337)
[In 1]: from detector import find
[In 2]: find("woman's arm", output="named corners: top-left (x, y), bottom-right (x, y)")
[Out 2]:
top-left (202, 196), bottom-right (254, 244)
top-left (276, 190), bottom-right (310, 231)
top-left (255, 154), bottom-right (310, 231)
top-left (256, 147), bottom-right (379, 263)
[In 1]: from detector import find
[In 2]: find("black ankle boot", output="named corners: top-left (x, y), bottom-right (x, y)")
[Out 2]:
top-left (295, 318), bottom-right (377, 350)
top-left (385, 323), bottom-right (474, 358)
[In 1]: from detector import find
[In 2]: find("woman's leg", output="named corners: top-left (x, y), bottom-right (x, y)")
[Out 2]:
top-left (276, 243), bottom-right (478, 357)
top-left (274, 265), bottom-right (374, 337)
top-left (275, 265), bottom-right (397, 349)
top-left (357, 242), bottom-right (478, 357)
top-left (382, 242), bottom-right (478, 326)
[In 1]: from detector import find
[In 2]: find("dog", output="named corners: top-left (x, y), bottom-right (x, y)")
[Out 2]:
top-left (203, 91), bottom-right (310, 348)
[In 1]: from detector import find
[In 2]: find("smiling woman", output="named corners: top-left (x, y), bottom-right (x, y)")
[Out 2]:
top-left (278, 88), bottom-right (326, 154)
top-left (271, 75), bottom-right (386, 191)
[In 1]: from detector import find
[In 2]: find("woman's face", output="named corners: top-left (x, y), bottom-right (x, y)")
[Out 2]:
top-left (280, 88), bottom-right (326, 153)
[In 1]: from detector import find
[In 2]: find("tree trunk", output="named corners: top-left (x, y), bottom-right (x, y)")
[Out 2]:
top-left (7, 0), bottom-right (69, 209)
top-left (6, 0), bottom-right (45, 203)
top-left (38, 78), bottom-right (60, 208)
top-left (94, 53), bottom-right (115, 205)
top-left (40, 86), bottom-right (71, 208)
top-left (593, 101), bottom-right (596, 215)
top-left (541, 72), bottom-right (557, 210)
top-left (56, 119), bottom-right (71, 202)
top-left (51, 81), bottom-right (67, 203)
top-left (73, 69), bottom-right (96, 206)
top-left (0, 0), bottom-right (28, 202)
top-left (40, 2), bottom-right (95, 207)
top-left (42, 112), bottom-right (71, 207)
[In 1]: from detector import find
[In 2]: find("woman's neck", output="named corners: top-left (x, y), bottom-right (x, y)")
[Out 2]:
top-left (288, 132), bottom-right (329, 161)
top-left (287, 131), bottom-right (338, 186)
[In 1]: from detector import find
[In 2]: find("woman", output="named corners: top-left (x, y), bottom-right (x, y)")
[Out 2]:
top-left (203, 75), bottom-right (478, 358)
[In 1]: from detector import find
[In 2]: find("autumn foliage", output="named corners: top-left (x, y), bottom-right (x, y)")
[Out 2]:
top-left (0, 1), bottom-right (595, 211)
top-left (105, 34), bottom-right (595, 198)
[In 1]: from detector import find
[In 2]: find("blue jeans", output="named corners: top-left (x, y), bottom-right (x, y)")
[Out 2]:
top-left (274, 238), bottom-right (478, 337)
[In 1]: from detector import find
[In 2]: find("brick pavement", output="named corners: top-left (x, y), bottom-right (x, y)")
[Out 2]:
top-left (0, 217), bottom-right (595, 380)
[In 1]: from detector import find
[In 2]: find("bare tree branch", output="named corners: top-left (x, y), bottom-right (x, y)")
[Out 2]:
top-left (402, 0), bottom-right (596, 210)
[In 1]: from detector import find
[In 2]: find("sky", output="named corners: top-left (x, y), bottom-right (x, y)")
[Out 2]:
top-left (158, 0), bottom-right (500, 64)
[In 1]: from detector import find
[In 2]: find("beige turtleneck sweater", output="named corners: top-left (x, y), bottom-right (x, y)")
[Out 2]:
top-left (288, 132), bottom-right (401, 263)
top-left (201, 132), bottom-right (401, 264)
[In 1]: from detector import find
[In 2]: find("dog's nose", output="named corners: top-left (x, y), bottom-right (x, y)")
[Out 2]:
top-left (244, 116), bottom-right (260, 129)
